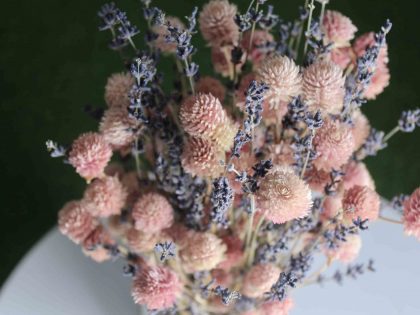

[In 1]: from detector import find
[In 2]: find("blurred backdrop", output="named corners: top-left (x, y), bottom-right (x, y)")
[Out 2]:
top-left (0, 0), bottom-right (419, 285)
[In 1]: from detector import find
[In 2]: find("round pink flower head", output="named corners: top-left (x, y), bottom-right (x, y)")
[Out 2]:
top-left (343, 161), bottom-right (375, 191)
top-left (126, 228), bottom-right (159, 253)
top-left (321, 194), bottom-right (343, 221)
top-left (261, 298), bottom-right (294, 315)
top-left (195, 76), bottom-right (226, 102)
top-left (99, 107), bottom-right (140, 150)
top-left (325, 234), bottom-right (362, 264)
top-left (305, 167), bottom-right (330, 193)
top-left (363, 65), bottom-right (390, 100)
top-left (403, 187), bottom-right (420, 241)
top-left (342, 185), bottom-right (380, 222)
top-left (82, 225), bottom-right (115, 263)
top-left (242, 263), bottom-right (280, 298)
top-left (121, 171), bottom-right (141, 206)
top-left (179, 232), bottom-right (226, 273)
top-left (199, 0), bottom-right (239, 46)
top-left (180, 93), bottom-right (237, 151)
top-left (322, 10), bottom-right (357, 48)
top-left (68, 132), bottom-right (112, 181)
top-left (351, 109), bottom-right (370, 150)
top-left (353, 32), bottom-right (389, 66)
top-left (83, 175), bottom-right (127, 217)
top-left (58, 200), bottom-right (97, 244)
top-left (256, 54), bottom-right (302, 104)
top-left (104, 72), bottom-right (134, 108)
top-left (256, 165), bottom-right (313, 224)
top-left (132, 265), bottom-right (182, 310)
top-left (329, 47), bottom-right (353, 70)
top-left (241, 30), bottom-right (274, 66)
top-left (132, 192), bottom-right (174, 234)
top-left (302, 60), bottom-right (346, 115)
top-left (313, 117), bottom-right (354, 171)
top-left (217, 235), bottom-right (244, 270)
top-left (211, 45), bottom-right (245, 78)
top-left (152, 16), bottom-right (185, 54)
top-left (181, 136), bottom-right (224, 178)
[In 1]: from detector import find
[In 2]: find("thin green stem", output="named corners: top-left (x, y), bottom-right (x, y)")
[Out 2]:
top-left (244, 1), bottom-right (260, 66)
top-left (247, 214), bottom-right (265, 266)
top-left (320, 2), bottom-right (327, 24)
top-left (303, 0), bottom-right (315, 57)
top-left (379, 215), bottom-right (403, 225)
top-left (383, 126), bottom-right (400, 143)
top-left (300, 129), bottom-right (315, 178)
top-left (295, 0), bottom-right (309, 58)
top-left (183, 59), bottom-right (195, 95)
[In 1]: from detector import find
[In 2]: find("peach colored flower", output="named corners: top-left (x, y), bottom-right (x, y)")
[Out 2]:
top-left (261, 298), bottom-right (294, 315)
top-left (104, 162), bottom-right (125, 178)
top-left (313, 118), bottom-right (354, 171)
top-left (321, 194), bottom-right (343, 221)
top-left (68, 132), bottom-right (112, 181)
top-left (242, 263), bottom-right (280, 298)
top-left (132, 265), bottom-right (182, 310)
top-left (152, 16), bottom-right (185, 54)
top-left (179, 232), bottom-right (226, 273)
top-left (363, 65), bottom-right (390, 100)
top-left (199, 0), bottom-right (239, 46)
top-left (104, 72), bottom-right (134, 108)
top-left (305, 167), bottom-right (330, 193)
top-left (82, 225), bottom-right (115, 263)
top-left (58, 200), bottom-right (97, 244)
top-left (256, 166), bottom-right (313, 224)
top-left (342, 185), bottom-right (380, 221)
top-left (217, 235), bottom-right (244, 270)
top-left (329, 47), bottom-right (353, 69)
top-left (132, 192), bottom-right (174, 233)
top-left (196, 76), bottom-right (226, 102)
top-left (324, 234), bottom-right (362, 264)
top-left (121, 171), bottom-right (141, 206)
top-left (343, 161), bottom-right (375, 190)
top-left (126, 228), bottom-right (160, 253)
top-left (241, 30), bottom-right (274, 66)
top-left (302, 60), bottom-right (345, 115)
top-left (403, 187), bottom-right (420, 241)
top-left (322, 10), bottom-right (357, 47)
top-left (351, 109), bottom-right (370, 150)
top-left (83, 175), bottom-right (127, 217)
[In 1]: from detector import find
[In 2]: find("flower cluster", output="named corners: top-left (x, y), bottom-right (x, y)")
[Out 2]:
top-left (48, 1), bottom-right (419, 314)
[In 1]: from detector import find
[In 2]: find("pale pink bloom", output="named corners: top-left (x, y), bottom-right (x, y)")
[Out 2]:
top-left (261, 298), bottom-right (294, 315)
top-left (351, 110), bottom-right (371, 150)
top-left (211, 268), bottom-right (233, 287)
top-left (132, 265), bottom-right (182, 310)
top-left (121, 171), bottom-right (141, 206)
top-left (242, 263), bottom-right (280, 298)
top-left (104, 162), bottom-right (125, 178)
top-left (104, 72), bottom-right (134, 108)
top-left (83, 175), bottom-right (127, 217)
top-left (403, 187), bottom-right (420, 241)
top-left (363, 65), bottom-right (390, 100)
top-left (68, 132), bottom-right (112, 181)
top-left (322, 10), bottom-right (357, 47)
top-left (99, 107), bottom-right (140, 150)
top-left (199, 0), bottom-right (239, 46)
top-left (342, 185), bottom-right (380, 221)
top-left (82, 225), bottom-right (114, 263)
top-left (152, 16), bottom-right (185, 53)
top-left (58, 200), bottom-right (97, 244)
top-left (302, 60), bottom-right (346, 115)
top-left (132, 192), bottom-right (174, 233)
top-left (313, 118), bottom-right (354, 171)
top-left (343, 161), bottom-right (375, 190)
top-left (241, 30), bottom-right (274, 66)
top-left (126, 228), bottom-right (160, 253)
top-left (180, 93), bottom-right (237, 151)
top-left (162, 223), bottom-right (192, 248)
top-left (179, 232), bottom-right (226, 273)
top-left (305, 167), bottom-right (331, 193)
top-left (196, 76), bottom-right (226, 102)
top-left (256, 54), bottom-right (302, 103)
top-left (211, 45), bottom-right (244, 77)
top-left (329, 47), bottom-right (353, 69)
top-left (217, 235), bottom-right (244, 270)
top-left (321, 194), bottom-right (343, 221)
top-left (353, 32), bottom-right (389, 66)
top-left (267, 142), bottom-right (295, 167)
top-left (256, 166), bottom-right (313, 224)
top-left (325, 234), bottom-right (362, 264)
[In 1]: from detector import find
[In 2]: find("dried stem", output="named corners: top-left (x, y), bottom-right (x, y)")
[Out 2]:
top-left (303, 0), bottom-right (315, 57)
top-left (383, 125), bottom-right (400, 143)
top-left (379, 215), bottom-right (403, 225)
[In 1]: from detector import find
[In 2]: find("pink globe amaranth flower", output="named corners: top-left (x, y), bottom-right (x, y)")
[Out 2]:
top-left (58, 200), bottom-right (97, 244)
top-left (403, 187), bottom-right (420, 241)
top-left (196, 76), bottom-right (226, 102)
top-left (104, 72), bottom-right (134, 108)
top-left (126, 228), bottom-right (160, 253)
top-left (305, 167), bottom-right (330, 193)
top-left (256, 54), bottom-right (302, 104)
top-left (302, 60), bottom-right (346, 115)
top-left (217, 235), bottom-right (244, 270)
top-left (351, 109), bottom-right (370, 150)
top-left (342, 185), bottom-right (380, 222)
top-left (99, 107), bottom-right (140, 150)
top-left (68, 132), bottom-right (112, 182)
top-left (199, 0), bottom-right (239, 46)
top-left (180, 93), bottom-right (237, 151)
top-left (211, 268), bottom-right (233, 287)
top-left (82, 225), bottom-right (115, 263)
top-left (132, 192), bottom-right (174, 234)
top-left (152, 16), bottom-right (185, 54)
top-left (241, 30), bottom-right (274, 66)
top-left (353, 32), bottom-right (389, 67)
top-left (162, 223), bottom-right (192, 249)
top-left (179, 232), bottom-right (226, 273)
top-left (260, 298), bottom-right (294, 315)
top-left (363, 64), bottom-right (390, 100)
top-left (343, 161), bottom-right (375, 191)
top-left (242, 263), bottom-right (280, 298)
top-left (83, 175), bottom-right (127, 217)
top-left (267, 143), bottom-right (295, 167)
top-left (321, 194), bottom-right (343, 221)
top-left (104, 162), bottom-right (125, 178)
top-left (256, 166), bottom-right (313, 224)
top-left (322, 10), bottom-right (357, 47)
top-left (325, 234), bottom-right (362, 264)
top-left (121, 171), bottom-right (141, 206)
top-left (211, 45), bottom-right (245, 77)
top-left (313, 118), bottom-right (354, 171)
top-left (181, 136), bottom-right (224, 178)
top-left (329, 47), bottom-right (353, 69)
top-left (132, 265), bottom-right (182, 310)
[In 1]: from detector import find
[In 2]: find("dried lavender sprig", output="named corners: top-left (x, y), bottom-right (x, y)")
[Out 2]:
top-left (210, 177), bottom-right (234, 228)
top-left (155, 241), bottom-right (176, 262)
top-left (45, 140), bottom-right (67, 158)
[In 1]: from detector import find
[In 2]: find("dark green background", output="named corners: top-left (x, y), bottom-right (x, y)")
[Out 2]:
top-left (0, 0), bottom-right (419, 285)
